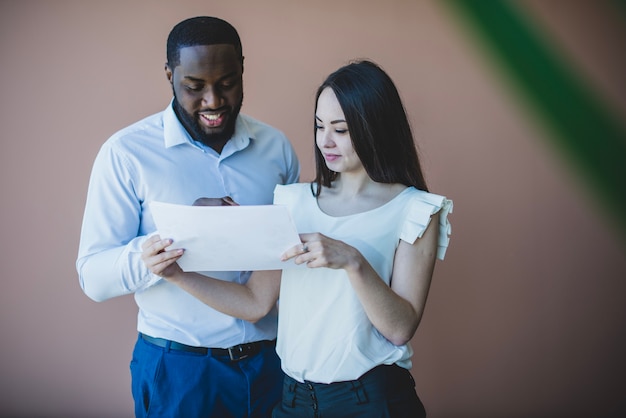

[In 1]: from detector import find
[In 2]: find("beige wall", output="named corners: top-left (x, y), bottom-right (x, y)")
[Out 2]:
top-left (1, 1), bottom-right (624, 417)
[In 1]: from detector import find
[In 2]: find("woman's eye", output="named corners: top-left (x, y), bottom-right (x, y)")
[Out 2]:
top-left (315, 125), bottom-right (324, 131)
top-left (335, 129), bottom-right (348, 134)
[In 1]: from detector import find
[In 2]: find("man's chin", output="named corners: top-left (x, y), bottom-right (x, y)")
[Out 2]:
top-left (198, 127), bottom-right (235, 147)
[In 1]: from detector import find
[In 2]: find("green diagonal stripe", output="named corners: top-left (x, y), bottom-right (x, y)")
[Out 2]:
top-left (443, 0), bottom-right (626, 237)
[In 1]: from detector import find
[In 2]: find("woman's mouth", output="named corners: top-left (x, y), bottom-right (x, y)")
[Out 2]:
top-left (324, 153), bottom-right (340, 162)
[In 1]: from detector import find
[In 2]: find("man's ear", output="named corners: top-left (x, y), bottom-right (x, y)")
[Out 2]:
top-left (165, 63), bottom-right (173, 84)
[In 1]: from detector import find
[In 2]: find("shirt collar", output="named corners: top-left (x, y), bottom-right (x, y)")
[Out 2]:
top-left (163, 100), bottom-right (252, 156)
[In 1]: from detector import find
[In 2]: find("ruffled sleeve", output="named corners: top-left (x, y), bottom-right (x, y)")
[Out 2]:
top-left (400, 190), bottom-right (453, 260)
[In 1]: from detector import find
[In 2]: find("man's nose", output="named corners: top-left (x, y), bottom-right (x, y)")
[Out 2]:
top-left (202, 88), bottom-right (222, 109)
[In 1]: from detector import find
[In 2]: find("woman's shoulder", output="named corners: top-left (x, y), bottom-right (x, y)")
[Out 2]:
top-left (274, 182), bottom-right (314, 204)
top-left (275, 182), bottom-right (312, 194)
top-left (400, 187), bottom-right (453, 260)
top-left (401, 187), bottom-right (450, 210)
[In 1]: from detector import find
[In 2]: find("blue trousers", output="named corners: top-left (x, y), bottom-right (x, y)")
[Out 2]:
top-left (130, 334), bottom-right (283, 418)
top-left (272, 364), bottom-right (426, 418)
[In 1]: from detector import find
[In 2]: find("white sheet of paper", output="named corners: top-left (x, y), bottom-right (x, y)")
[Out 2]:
top-left (150, 201), bottom-right (302, 271)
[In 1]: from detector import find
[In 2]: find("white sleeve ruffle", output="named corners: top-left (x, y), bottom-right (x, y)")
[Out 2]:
top-left (400, 190), bottom-right (453, 260)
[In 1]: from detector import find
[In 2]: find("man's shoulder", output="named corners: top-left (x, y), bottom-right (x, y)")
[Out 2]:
top-left (239, 113), bottom-right (287, 139)
top-left (106, 110), bottom-right (165, 146)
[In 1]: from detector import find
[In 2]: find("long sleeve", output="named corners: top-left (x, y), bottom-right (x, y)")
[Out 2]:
top-left (284, 139), bottom-right (301, 185)
top-left (76, 140), bottom-right (159, 302)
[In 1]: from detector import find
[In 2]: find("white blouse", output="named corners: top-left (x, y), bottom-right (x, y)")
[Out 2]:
top-left (273, 183), bottom-right (453, 383)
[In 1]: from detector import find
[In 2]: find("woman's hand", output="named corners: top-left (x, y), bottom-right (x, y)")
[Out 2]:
top-left (281, 232), bottom-right (363, 272)
top-left (141, 234), bottom-right (184, 279)
top-left (142, 197), bottom-right (236, 278)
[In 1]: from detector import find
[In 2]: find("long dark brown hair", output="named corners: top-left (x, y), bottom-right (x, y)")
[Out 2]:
top-left (313, 60), bottom-right (428, 196)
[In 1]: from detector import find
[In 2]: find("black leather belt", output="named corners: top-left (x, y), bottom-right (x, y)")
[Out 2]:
top-left (140, 333), bottom-right (273, 361)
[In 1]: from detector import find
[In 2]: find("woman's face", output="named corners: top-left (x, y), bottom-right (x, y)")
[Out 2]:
top-left (315, 87), bottom-right (364, 175)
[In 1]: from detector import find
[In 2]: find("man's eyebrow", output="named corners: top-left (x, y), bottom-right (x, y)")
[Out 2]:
top-left (315, 115), bottom-right (346, 124)
top-left (183, 72), bottom-right (238, 82)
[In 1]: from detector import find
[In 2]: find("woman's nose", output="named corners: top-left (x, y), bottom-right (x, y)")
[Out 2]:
top-left (319, 130), bottom-right (335, 148)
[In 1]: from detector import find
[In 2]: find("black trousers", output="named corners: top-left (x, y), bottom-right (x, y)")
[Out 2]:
top-left (272, 364), bottom-right (426, 418)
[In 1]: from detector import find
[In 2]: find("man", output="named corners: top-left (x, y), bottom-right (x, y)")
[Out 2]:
top-left (77, 16), bottom-right (300, 418)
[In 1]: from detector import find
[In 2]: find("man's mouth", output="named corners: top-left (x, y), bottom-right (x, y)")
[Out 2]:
top-left (199, 112), bottom-right (226, 128)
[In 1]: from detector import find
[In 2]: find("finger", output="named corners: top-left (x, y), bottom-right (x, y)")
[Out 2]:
top-left (281, 242), bottom-right (310, 261)
top-left (159, 247), bottom-right (184, 262)
top-left (142, 240), bottom-right (176, 268)
top-left (193, 197), bottom-right (224, 206)
top-left (221, 196), bottom-right (240, 206)
top-left (144, 238), bottom-right (173, 257)
top-left (154, 238), bottom-right (173, 253)
top-left (150, 248), bottom-right (184, 272)
top-left (142, 234), bottom-right (162, 251)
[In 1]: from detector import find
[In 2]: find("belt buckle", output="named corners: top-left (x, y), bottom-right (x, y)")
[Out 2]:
top-left (228, 344), bottom-right (249, 361)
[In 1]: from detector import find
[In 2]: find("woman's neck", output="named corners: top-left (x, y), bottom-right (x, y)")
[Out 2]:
top-left (331, 172), bottom-right (377, 199)
top-left (318, 173), bottom-right (407, 217)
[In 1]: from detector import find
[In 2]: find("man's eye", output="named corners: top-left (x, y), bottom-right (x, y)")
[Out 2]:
top-left (185, 85), bottom-right (203, 92)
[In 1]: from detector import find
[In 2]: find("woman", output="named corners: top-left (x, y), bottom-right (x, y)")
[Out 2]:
top-left (143, 60), bottom-right (453, 417)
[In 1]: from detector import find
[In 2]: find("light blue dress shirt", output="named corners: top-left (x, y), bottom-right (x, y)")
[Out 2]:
top-left (77, 102), bottom-right (300, 347)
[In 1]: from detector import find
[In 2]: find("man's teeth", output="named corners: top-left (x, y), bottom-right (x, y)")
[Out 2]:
top-left (203, 114), bottom-right (220, 121)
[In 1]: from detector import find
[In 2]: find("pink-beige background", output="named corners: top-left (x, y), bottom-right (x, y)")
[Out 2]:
top-left (1, 1), bottom-right (625, 417)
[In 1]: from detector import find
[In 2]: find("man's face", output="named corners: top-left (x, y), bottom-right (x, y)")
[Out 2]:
top-left (166, 44), bottom-right (244, 151)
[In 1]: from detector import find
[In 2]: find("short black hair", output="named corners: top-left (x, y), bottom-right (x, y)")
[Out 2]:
top-left (313, 60), bottom-right (428, 195)
top-left (166, 16), bottom-right (243, 68)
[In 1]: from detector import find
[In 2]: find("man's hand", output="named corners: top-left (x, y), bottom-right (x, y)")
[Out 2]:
top-left (193, 196), bottom-right (239, 206)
